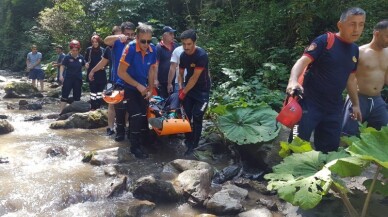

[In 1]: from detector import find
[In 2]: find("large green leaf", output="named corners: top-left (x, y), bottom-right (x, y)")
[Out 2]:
top-left (326, 156), bottom-right (369, 177)
top-left (217, 105), bottom-right (280, 145)
top-left (347, 126), bottom-right (388, 168)
top-left (279, 137), bottom-right (313, 158)
top-left (265, 151), bottom-right (332, 209)
top-left (264, 149), bottom-right (366, 210)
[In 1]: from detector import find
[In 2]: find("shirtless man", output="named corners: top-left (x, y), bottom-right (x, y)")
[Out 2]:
top-left (342, 20), bottom-right (388, 136)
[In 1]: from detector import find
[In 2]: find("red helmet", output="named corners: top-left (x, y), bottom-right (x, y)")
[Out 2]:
top-left (69, 40), bottom-right (81, 49)
top-left (91, 35), bottom-right (100, 43)
top-left (276, 96), bottom-right (302, 128)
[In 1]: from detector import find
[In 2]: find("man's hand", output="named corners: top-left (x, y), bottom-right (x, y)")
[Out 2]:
top-left (85, 63), bottom-right (90, 69)
top-left (88, 72), bottom-right (94, 81)
top-left (59, 75), bottom-right (64, 83)
top-left (351, 105), bottom-right (362, 122)
top-left (179, 89), bottom-right (186, 101)
top-left (286, 81), bottom-right (304, 96)
top-left (167, 84), bottom-right (173, 93)
top-left (154, 79), bottom-right (159, 88)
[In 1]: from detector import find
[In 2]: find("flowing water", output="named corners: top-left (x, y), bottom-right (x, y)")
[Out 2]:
top-left (0, 74), bottom-right (210, 216)
top-left (1, 72), bottom-right (388, 217)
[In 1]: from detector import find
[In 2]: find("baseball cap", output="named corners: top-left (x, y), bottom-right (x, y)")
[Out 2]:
top-left (163, 26), bottom-right (176, 33)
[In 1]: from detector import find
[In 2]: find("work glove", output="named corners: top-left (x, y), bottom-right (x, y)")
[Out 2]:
top-left (179, 89), bottom-right (186, 101)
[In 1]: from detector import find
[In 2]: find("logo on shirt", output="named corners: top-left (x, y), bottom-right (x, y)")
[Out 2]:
top-left (190, 63), bottom-right (196, 68)
top-left (79, 59), bottom-right (82, 63)
top-left (352, 56), bottom-right (357, 63)
top-left (69, 59), bottom-right (74, 62)
top-left (306, 43), bottom-right (317, 52)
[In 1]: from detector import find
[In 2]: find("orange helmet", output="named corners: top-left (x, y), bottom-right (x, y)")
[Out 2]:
top-left (69, 40), bottom-right (81, 49)
top-left (102, 90), bottom-right (124, 104)
top-left (276, 96), bottom-right (302, 128)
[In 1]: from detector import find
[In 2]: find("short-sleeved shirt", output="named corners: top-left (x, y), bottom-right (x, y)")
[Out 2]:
top-left (179, 47), bottom-right (211, 95)
top-left (118, 42), bottom-right (157, 90)
top-left (156, 41), bottom-right (179, 83)
top-left (27, 52), bottom-right (42, 69)
top-left (111, 39), bottom-right (128, 84)
top-left (302, 33), bottom-right (359, 111)
top-left (85, 46), bottom-right (106, 82)
top-left (56, 52), bottom-right (65, 73)
top-left (170, 46), bottom-right (187, 83)
top-left (61, 54), bottom-right (85, 80)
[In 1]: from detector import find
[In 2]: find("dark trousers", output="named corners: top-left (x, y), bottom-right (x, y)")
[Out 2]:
top-left (125, 89), bottom-right (149, 148)
top-left (183, 92), bottom-right (209, 147)
top-left (61, 77), bottom-right (82, 101)
top-left (89, 81), bottom-right (106, 110)
top-left (342, 94), bottom-right (388, 136)
top-left (288, 98), bottom-right (342, 153)
top-left (114, 99), bottom-right (127, 136)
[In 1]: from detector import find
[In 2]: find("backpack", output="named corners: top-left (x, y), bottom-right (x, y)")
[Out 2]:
top-left (297, 32), bottom-right (335, 85)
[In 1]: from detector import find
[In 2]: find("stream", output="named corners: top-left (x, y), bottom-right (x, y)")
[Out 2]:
top-left (1, 71), bottom-right (388, 217)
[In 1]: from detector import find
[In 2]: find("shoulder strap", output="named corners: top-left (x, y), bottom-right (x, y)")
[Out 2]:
top-left (298, 33), bottom-right (334, 85)
top-left (326, 32), bottom-right (335, 50)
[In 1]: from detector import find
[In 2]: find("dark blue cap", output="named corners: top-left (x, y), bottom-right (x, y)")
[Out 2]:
top-left (163, 26), bottom-right (176, 33)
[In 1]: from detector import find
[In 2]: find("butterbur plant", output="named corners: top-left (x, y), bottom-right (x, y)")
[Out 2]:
top-left (265, 126), bottom-right (388, 217)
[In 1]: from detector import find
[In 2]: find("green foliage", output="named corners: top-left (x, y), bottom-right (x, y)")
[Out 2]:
top-left (210, 67), bottom-right (285, 112)
top-left (216, 104), bottom-right (280, 145)
top-left (265, 148), bottom-right (367, 210)
top-left (268, 126), bottom-right (388, 216)
top-left (348, 126), bottom-right (388, 168)
top-left (279, 137), bottom-right (313, 158)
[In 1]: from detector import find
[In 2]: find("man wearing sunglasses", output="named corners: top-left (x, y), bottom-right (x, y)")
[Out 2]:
top-left (178, 29), bottom-right (211, 156)
top-left (117, 23), bottom-right (157, 159)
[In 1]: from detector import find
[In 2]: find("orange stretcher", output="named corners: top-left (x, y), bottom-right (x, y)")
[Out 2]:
top-left (147, 104), bottom-right (192, 136)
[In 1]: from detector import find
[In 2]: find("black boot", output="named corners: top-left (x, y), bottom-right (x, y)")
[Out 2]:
top-left (130, 146), bottom-right (148, 159)
top-left (129, 133), bottom-right (148, 159)
top-left (184, 140), bottom-right (196, 156)
top-left (115, 124), bottom-right (125, 142)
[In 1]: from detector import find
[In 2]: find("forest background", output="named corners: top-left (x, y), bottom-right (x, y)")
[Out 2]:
top-left (0, 0), bottom-right (387, 111)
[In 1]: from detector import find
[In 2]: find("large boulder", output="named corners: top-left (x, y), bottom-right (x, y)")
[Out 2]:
top-left (132, 175), bottom-right (181, 203)
top-left (205, 184), bottom-right (248, 215)
top-left (50, 110), bottom-right (107, 129)
top-left (3, 81), bottom-right (43, 98)
top-left (60, 101), bottom-right (90, 115)
top-left (0, 120), bottom-right (14, 134)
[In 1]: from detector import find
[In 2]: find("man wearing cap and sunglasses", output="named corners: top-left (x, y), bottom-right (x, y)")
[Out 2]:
top-left (117, 23), bottom-right (157, 159)
top-left (155, 26), bottom-right (179, 98)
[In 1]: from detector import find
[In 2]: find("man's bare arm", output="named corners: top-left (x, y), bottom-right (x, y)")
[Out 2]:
top-left (104, 34), bottom-right (127, 46)
top-left (167, 62), bottom-right (178, 93)
top-left (346, 73), bottom-right (362, 121)
top-left (286, 55), bottom-right (312, 95)
top-left (89, 58), bottom-right (109, 81)
top-left (182, 68), bottom-right (202, 94)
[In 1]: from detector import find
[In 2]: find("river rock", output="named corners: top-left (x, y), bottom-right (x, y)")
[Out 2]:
top-left (205, 184), bottom-right (248, 215)
top-left (238, 208), bottom-right (273, 217)
top-left (46, 146), bottom-right (67, 157)
top-left (132, 175), bottom-right (181, 203)
top-left (46, 87), bottom-right (61, 98)
top-left (0, 119), bottom-right (14, 134)
top-left (126, 200), bottom-right (155, 217)
top-left (108, 176), bottom-right (128, 198)
top-left (60, 101), bottom-right (90, 115)
top-left (0, 75), bottom-right (6, 82)
top-left (0, 115), bottom-right (8, 119)
top-left (50, 110), bottom-right (107, 129)
top-left (3, 81), bottom-right (43, 98)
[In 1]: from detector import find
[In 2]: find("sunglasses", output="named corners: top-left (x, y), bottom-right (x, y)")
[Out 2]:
top-left (139, 39), bottom-right (152, 44)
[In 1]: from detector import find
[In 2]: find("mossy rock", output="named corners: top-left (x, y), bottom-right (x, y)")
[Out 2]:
top-left (5, 82), bottom-right (38, 94)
